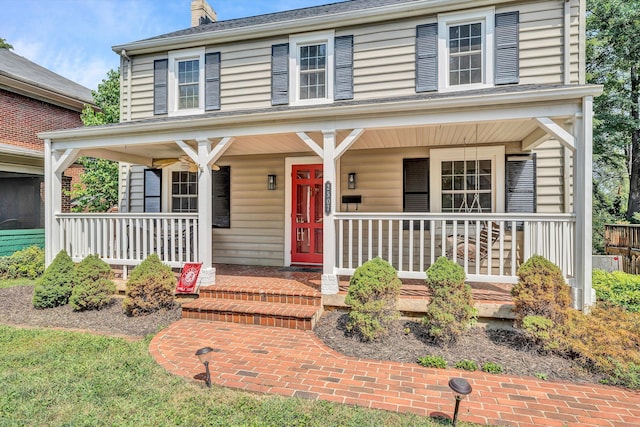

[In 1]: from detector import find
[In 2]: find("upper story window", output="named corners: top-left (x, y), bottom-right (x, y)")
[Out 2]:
top-left (289, 32), bottom-right (334, 106)
top-left (299, 44), bottom-right (327, 100)
top-left (177, 59), bottom-right (200, 110)
top-left (438, 8), bottom-right (494, 91)
top-left (168, 48), bottom-right (205, 116)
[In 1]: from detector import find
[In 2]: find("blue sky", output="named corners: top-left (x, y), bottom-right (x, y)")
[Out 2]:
top-left (1, 0), bottom-right (344, 91)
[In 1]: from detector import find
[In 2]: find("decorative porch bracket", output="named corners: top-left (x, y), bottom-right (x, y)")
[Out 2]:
top-left (296, 129), bottom-right (364, 294)
top-left (534, 117), bottom-right (576, 151)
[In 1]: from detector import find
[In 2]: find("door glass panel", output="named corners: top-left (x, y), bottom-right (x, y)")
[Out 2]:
top-left (297, 170), bottom-right (310, 179)
top-left (314, 169), bottom-right (323, 179)
top-left (296, 228), bottom-right (310, 253)
top-left (314, 184), bottom-right (323, 223)
top-left (295, 185), bottom-right (310, 223)
top-left (314, 229), bottom-right (323, 254)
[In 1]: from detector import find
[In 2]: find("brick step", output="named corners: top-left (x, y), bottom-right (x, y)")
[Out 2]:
top-left (181, 298), bottom-right (322, 330)
top-left (198, 284), bottom-right (321, 306)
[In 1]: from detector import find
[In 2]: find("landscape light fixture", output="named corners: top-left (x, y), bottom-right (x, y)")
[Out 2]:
top-left (448, 377), bottom-right (472, 427)
top-left (267, 174), bottom-right (277, 190)
top-left (195, 346), bottom-right (214, 387)
top-left (347, 172), bottom-right (356, 190)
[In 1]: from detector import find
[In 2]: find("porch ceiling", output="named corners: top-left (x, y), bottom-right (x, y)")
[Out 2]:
top-left (76, 119), bottom-right (544, 160)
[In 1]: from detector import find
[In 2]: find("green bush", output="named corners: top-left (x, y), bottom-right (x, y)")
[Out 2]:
top-left (521, 315), bottom-right (559, 350)
top-left (123, 254), bottom-right (176, 317)
top-left (481, 362), bottom-right (504, 374)
top-left (344, 257), bottom-right (401, 341)
top-left (0, 246), bottom-right (44, 279)
top-left (511, 255), bottom-right (571, 326)
top-left (69, 255), bottom-right (115, 311)
top-left (417, 355), bottom-right (447, 369)
top-left (422, 257), bottom-right (476, 344)
top-left (592, 269), bottom-right (640, 312)
top-left (454, 359), bottom-right (478, 371)
top-left (32, 250), bottom-right (75, 309)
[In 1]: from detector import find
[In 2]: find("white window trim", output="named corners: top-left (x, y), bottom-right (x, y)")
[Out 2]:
top-left (430, 146), bottom-right (504, 213)
top-left (289, 31), bottom-right (335, 106)
top-left (437, 8), bottom-right (495, 92)
top-left (168, 47), bottom-right (205, 116)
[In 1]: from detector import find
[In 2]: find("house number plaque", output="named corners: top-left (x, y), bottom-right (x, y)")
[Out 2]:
top-left (324, 181), bottom-right (331, 215)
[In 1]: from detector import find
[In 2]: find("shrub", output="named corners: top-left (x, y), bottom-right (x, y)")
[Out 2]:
top-left (69, 255), bottom-right (115, 311)
top-left (0, 246), bottom-right (44, 279)
top-left (511, 255), bottom-right (571, 326)
top-left (417, 355), bottom-right (447, 369)
top-left (481, 362), bottom-right (504, 374)
top-left (592, 269), bottom-right (640, 312)
top-left (454, 359), bottom-right (478, 371)
top-left (32, 250), bottom-right (75, 309)
top-left (554, 304), bottom-right (640, 389)
top-left (123, 254), bottom-right (176, 317)
top-left (422, 257), bottom-right (476, 344)
top-left (344, 257), bottom-right (401, 341)
top-left (521, 315), bottom-right (559, 350)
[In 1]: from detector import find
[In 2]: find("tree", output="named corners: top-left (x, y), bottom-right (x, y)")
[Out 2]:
top-left (587, 0), bottom-right (640, 222)
top-left (0, 37), bottom-right (13, 50)
top-left (71, 69), bottom-right (120, 212)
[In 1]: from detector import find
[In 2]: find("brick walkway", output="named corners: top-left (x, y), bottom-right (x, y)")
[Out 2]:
top-left (150, 319), bottom-right (640, 427)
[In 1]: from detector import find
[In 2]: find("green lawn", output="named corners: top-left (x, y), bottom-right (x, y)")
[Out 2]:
top-left (0, 325), bottom-right (476, 427)
top-left (0, 278), bottom-right (37, 289)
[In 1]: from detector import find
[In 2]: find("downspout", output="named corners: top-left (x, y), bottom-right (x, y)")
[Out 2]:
top-left (564, 0), bottom-right (571, 85)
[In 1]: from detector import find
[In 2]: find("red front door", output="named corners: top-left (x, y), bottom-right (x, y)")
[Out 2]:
top-left (291, 164), bottom-right (323, 265)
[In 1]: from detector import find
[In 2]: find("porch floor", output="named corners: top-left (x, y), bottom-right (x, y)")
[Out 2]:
top-left (211, 264), bottom-right (515, 319)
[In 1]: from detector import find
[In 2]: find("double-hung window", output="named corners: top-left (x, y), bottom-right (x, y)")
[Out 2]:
top-left (167, 48), bottom-right (205, 115)
top-left (438, 9), bottom-right (494, 91)
top-left (289, 32), bottom-right (334, 105)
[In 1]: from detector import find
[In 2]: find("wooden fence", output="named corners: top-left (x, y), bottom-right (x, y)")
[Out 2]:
top-left (604, 224), bottom-right (640, 274)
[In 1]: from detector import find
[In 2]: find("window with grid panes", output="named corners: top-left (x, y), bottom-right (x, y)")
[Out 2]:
top-left (171, 171), bottom-right (198, 212)
top-left (299, 44), bottom-right (327, 100)
top-left (440, 159), bottom-right (492, 212)
top-left (449, 23), bottom-right (483, 86)
top-left (177, 59), bottom-right (199, 109)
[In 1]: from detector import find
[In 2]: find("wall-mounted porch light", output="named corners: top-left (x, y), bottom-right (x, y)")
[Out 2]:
top-left (347, 172), bottom-right (356, 190)
top-left (448, 377), bottom-right (472, 426)
top-left (267, 174), bottom-right (277, 190)
top-left (195, 346), bottom-right (214, 387)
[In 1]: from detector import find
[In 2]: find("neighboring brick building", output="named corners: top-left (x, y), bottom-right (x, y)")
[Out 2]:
top-left (0, 48), bottom-right (94, 255)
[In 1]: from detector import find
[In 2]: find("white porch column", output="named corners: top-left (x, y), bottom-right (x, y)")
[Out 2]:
top-left (321, 130), bottom-right (339, 294)
top-left (44, 139), bottom-right (56, 266)
top-left (197, 139), bottom-right (213, 269)
top-left (574, 96), bottom-right (594, 309)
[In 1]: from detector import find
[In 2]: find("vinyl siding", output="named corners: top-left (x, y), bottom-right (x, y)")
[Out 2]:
top-left (124, 1), bottom-right (580, 120)
top-left (532, 140), bottom-right (566, 213)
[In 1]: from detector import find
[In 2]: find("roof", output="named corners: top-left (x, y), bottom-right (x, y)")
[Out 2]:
top-left (140, 0), bottom-right (417, 42)
top-left (0, 48), bottom-right (94, 106)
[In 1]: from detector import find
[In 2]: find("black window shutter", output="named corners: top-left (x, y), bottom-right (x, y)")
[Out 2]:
top-left (415, 23), bottom-right (438, 92)
top-left (334, 35), bottom-right (354, 100)
top-left (495, 11), bottom-right (520, 85)
top-left (403, 158), bottom-right (430, 212)
top-left (271, 44), bottom-right (289, 106)
top-left (212, 166), bottom-right (230, 228)
top-left (205, 52), bottom-right (221, 111)
top-left (506, 155), bottom-right (536, 231)
top-left (153, 59), bottom-right (168, 115)
top-left (144, 169), bottom-right (162, 213)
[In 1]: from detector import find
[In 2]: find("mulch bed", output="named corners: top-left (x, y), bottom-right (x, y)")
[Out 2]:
top-left (0, 286), bottom-right (182, 339)
top-left (314, 310), bottom-right (603, 384)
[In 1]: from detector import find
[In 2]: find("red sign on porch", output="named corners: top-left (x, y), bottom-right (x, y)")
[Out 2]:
top-left (176, 263), bottom-right (203, 294)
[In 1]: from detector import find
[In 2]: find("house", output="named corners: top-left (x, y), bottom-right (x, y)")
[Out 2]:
top-left (0, 48), bottom-right (93, 256)
top-left (39, 0), bottom-right (601, 309)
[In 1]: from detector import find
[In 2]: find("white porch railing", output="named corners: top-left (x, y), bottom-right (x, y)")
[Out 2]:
top-left (56, 213), bottom-right (199, 268)
top-left (334, 213), bottom-right (575, 283)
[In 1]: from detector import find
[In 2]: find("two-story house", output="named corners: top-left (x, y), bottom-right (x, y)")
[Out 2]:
top-left (0, 48), bottom-right (93, 256)
top-left (40, 0), bottom-right (601, 309)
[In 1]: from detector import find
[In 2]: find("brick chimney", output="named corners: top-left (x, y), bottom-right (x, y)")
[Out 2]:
top-left (191, 0), bottom-right (217, 27)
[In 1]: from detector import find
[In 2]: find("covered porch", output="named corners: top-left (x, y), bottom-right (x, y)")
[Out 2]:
top-left (40, 85), bottom-right (597, 309)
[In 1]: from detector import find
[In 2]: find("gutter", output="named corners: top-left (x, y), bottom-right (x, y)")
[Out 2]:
top-left (112, 0), bottom-right (520, 56)
top-left (39, 85), bottom-right (603, 142)
top-left (0, 73), bottom-right (94, 112)
top-left (0, 143), bottom-right (44, 158)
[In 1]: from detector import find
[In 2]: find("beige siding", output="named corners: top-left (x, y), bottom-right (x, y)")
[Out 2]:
top-left (120, 164), bottom-right (145, 213)
top-left (125, 0), bottom-right (577, 117)
top-left (533, 140), bottom-right (566, 213)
